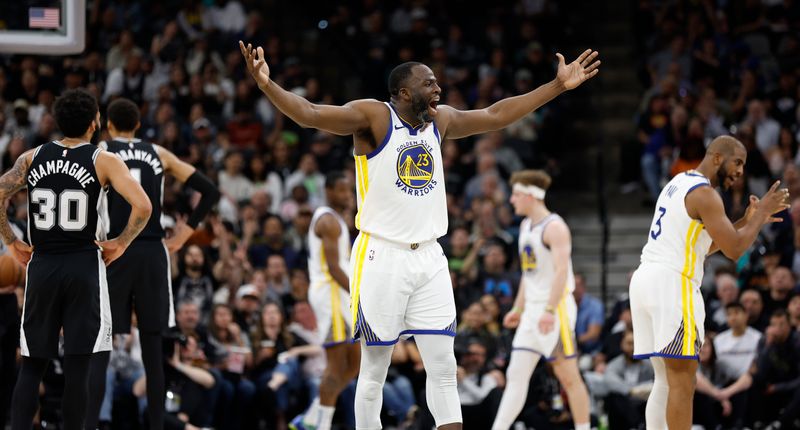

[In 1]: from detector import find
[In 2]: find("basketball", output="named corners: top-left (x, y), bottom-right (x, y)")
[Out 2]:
top-left (0, 253), bottom-right (25, 287)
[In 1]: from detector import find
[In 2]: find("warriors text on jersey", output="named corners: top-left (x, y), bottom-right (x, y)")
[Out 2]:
top-left (640, 170), bottom-right (712, 285)
top-left (353, 102), bottom-right (447, 244)
top-left (102, 138), bottom-right (164, 240)
top-left (518, 214), bottom-right (576, 303)
top-left (26, 141), bottom-right (104, 253)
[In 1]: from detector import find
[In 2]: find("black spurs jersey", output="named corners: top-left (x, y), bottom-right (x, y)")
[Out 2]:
top-left (26, 141), bottom-right (103, 253)
top-left (102, 138), bottom-right (164, 240)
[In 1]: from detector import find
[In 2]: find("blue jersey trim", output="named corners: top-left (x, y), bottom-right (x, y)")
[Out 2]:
top-left (512, 346), bottom-right (545, 356)
top-left (322, 339), bottom-right (357, 349)
top-left (432, 121), bottom-right (441, 143)
top-left (686, 182), bottom-right (711, 195)
top-left (633, 352), bottom-right (700, 361)
top-left (366, 105), bottom-right (394, 160)
top-left (388, 103), bottom-right (423, 136)
top-left (684, 171), bottom-right (707, 178)
top-left (361, 329), bottom-right (457, 346)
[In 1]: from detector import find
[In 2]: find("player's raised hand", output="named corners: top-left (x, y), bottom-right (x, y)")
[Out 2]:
top-left (556, 49), bottom-right (601, 91)
top-left (239, 41), bottom-right (271, 89)
top-left (503, 310), bottom-right (521, 329)
top-left (7, 239), bottom-right (32, 267)
top-left (755, 180), bottom-right (790, 224)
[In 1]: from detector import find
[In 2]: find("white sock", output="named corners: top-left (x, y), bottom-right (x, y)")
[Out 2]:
top-left (575, 423), bottom-right (590, 430)
top-left (318, 405), bottom-right (335, 430)
top-left (645, 357), bottom-right (669, 430)
top-left (491, 350), bottom-right (541, 430)
top-left (303, 398), bottom-right (320, 425)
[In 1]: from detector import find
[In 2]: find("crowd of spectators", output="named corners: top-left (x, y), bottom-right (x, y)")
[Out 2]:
top-left (0, 0), bottom-right (799, 429)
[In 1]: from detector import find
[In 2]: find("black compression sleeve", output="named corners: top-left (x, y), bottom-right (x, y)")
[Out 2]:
top-left (184, 171), bottom-right (220, 229)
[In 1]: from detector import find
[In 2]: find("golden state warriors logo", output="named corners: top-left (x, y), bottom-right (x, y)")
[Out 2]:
top-left (520, 245), bottom-right (537, 271)
top-left (396, 144), bottom-right (434, 189)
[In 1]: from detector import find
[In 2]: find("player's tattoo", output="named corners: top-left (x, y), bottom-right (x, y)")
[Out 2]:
top-left (117, 213), bottom-right (148, 247)
top-left (0, 154), bottom-right (30, 244)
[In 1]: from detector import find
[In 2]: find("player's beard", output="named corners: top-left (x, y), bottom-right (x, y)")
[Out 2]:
top-left (716, 163), bottom-right (732, 190)
top-left (411, 92), bottom-right (432, 123)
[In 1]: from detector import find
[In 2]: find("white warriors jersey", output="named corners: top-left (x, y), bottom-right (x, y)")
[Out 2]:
top-left (308, 207), bottom-right (351, 287)
top-left (640, 170), bottom-right (713, 285)
top-left (519, 214), bottom-right (575, 303)
top-left (353, 102), bottom-right (447, 243)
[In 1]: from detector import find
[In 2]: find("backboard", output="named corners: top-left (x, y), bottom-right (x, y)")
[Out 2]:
top-left (0, 0), bottom-right (86, 55)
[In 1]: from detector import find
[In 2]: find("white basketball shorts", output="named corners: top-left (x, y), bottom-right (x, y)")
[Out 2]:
top-left (309, 279), bottom-right (353, 348)
top-left (512, 293), bottom-right (578, 360)
top-left (349, 233), bottom-right (457, 346)
top-left (630, 263), bottom-right (705, 360)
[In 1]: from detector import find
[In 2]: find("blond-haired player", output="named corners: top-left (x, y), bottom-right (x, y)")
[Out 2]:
top-left (492, 170), bottom-right (590, 430)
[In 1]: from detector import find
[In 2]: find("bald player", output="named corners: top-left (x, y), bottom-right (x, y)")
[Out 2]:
top-left (629, 136), bottom-right (789, 430)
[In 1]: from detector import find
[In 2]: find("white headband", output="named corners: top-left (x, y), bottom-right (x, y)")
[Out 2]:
top-left (513, 183), bottom-right (546, 200)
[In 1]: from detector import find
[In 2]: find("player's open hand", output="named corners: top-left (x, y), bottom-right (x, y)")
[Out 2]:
top-left (538, 311), bottom-right (555, 334)
top-left (745, 195), bottom-right (782, 224)
top-left (96, 238), bottom-right (126, 266)
top-left (755, 180), bottom-right (790, 224)
top-left (503, 310), bottom-right (521, 329)
top-left (239, 41), bottom-right (271, 89)
top-left (556, 49), bottom-right (601, 91)
top-left (7, 239), bottom-right (32, 267)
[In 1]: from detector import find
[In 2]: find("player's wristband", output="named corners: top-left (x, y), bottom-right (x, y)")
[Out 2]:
top-left (511, 306), bottom-right (523, 314)
top-left (544, 305), bottom-right (556, 314)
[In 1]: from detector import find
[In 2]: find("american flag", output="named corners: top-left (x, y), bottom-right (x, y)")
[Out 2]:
top-left (29, 8), bottom-right (60, 29)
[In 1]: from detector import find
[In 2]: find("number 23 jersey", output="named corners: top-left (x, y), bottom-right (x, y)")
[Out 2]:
top-left (353, 102), bottom-right (447, 244)
top-left (640, 170), bottom-right (713, 285)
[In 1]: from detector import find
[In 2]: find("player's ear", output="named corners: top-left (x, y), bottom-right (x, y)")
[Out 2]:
top-left (135, 121), bottom-right (141, 133)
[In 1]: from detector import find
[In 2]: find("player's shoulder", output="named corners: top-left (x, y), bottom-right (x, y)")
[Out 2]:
top-left (345, 98), bottom-right (386, 114)
top-left (542, 214), bottom-right (570, 237)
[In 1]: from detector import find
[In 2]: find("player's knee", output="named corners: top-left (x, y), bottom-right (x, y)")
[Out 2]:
top-left (426, 352), bottom-right (457, 387)
top-left (358, 379), bottom-right (383, 401)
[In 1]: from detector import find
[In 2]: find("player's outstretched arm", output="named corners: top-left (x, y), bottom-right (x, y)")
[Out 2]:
top-left (316, 213), bottom-right (350, 292)
top-left (96, 152), bottom-right (152, 264)
top-left (239, 41), bottom-right (377, 136)
top-left (689, 181), bottom-right (789, 261)
top-left (0, 151), bottom-right (34, 265)
top-left (438, 49), bottom-right (600, 140)
top-left (156, 145), bottom-right (220, 252)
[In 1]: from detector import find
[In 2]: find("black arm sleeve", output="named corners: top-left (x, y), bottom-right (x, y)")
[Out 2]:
top-left (184, 171), bottom-right (220, 229)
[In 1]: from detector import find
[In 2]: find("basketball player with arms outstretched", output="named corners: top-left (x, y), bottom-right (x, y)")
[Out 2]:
top-left (84, 98), bottom-right (220, 430)
top-left (630, 136), bottom-right (789, 430)
top-left (0, 89), bottom-right (152, 430)
top-left (240, 40), bottom-right (600, 429)
top-left (291, 171), bottom-right (359, 430)
top-left (491, 170), bottom-right (590, 430)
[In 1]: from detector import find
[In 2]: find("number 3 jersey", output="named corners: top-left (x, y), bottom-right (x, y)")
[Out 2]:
top-left (101, 138), bottom-right (164, 240)
top-left (640, 170), bottom-right (713, 285)
top-left (26, 141), bottom-right (104, 253)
